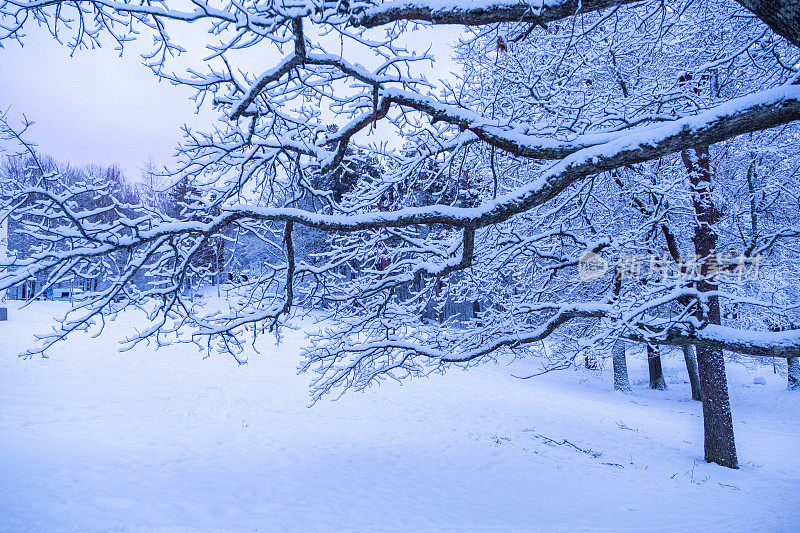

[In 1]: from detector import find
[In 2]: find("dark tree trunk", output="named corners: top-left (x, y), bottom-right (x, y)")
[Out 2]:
top-left (695, 343), bottom-right (738, 468)
top-left (683, 344), bottom-right (703, 401)
top-left (734, 0), bottom-right (800, 47)
top-left (647, 344), bottom-right (667, 390)
top-left (789, 357), bottom-right (800, 391)
top-left (612, 340), bottom-right (631, 392)
top-left (682, 146), bottom-right (738, 469)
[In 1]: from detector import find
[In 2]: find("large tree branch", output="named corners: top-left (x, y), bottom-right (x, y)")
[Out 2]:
top-left (353, 0), bottom-right (640, 27)
top-left (628, 324), bottom-right (800, 358)
top-left (230, 85), bottom-right (800, 230)
top-left (5, 85), bottom-right (795, 278)
top-left (340, 305), bottom-right (800, 364)
top-left (355, 0), bottom-right (800, 49)
top-left (735, 0), bottom-right (800, 47)
top-left (384, 89), bottom-right (623, 159)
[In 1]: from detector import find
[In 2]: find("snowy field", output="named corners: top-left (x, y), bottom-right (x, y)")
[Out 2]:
top-left (1, 301), bottom-right (798, 532)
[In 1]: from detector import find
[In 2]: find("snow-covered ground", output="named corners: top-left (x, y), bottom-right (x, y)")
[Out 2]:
top-left (1, 301), bottom-right (798, 532)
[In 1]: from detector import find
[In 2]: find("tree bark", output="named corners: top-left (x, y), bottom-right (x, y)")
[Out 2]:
top-left (612, 340), bottom-right (631, 392)
top-left (789, 357), bottom-right (800, 391)
top-left (356, 0), bottom-right (800, 49)
top-left (354, 0), bottom-right (635, 27)
top-left (647, 344), bottom-right (667, 390)
top-left (683, 344), bottom-right (703, 401)
top-left (683, 146), bottom-right (739, 469)
top-left (734, 0), bottom-right (800, 47)
top-left (695, 342), bottom-right (738, 468)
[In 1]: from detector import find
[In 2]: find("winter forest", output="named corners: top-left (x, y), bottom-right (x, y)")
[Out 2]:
top-left (0, 0), bottom-right (799, 530)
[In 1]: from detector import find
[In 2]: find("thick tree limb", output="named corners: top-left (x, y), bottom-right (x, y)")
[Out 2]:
top-left (5, 84), bottom-right (797, 284)
top-left (355, 0), bottom-right (800, 49)
top-left (230, 85), bottom-right (800, 230)
top-left (735, 0), bottom-right (800, 47)
top-left (384, 89), bottom-right (624, 159)
top-left (343, 305), bottom-right (800, 363)
top-left (353, 0), bottom-right (640, 27)
top-left (630, 324), bottom-right (800, 358)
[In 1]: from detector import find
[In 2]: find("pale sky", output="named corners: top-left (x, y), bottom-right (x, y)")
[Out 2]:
top-left (0, 27), bottom-right (210, 179)
top-left (0, 23), bottom-right (464, 181)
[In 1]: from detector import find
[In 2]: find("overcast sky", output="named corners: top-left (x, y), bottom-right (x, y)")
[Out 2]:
top-left (0, 23), bottom-right (463, 181)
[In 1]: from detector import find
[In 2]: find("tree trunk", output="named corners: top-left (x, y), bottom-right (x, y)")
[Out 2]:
top-left (789, 357), bottom-right (800, 391)
top-left (647, 344), bottom-right (667, 390)
top-left (695, 343), bottom-right (738, 468)
top-left (682, 146), bottom-right (738, 469)
top-left (612, 340), bottom-right (631, 392)
top-left (734, 0), bottom-right (800, 48)
top-left (683, 344), bottom-right (702, 401)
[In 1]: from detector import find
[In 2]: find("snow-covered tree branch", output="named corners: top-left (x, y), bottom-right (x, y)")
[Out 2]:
top-left (3, 0), bottom-right (800, 468)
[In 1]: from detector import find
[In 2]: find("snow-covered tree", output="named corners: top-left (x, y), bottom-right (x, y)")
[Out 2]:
top-left (2, 0), bottom-right (800, 468)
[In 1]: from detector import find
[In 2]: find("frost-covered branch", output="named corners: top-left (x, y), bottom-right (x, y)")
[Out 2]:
top-left (353, 0), bottom-right (641, 27)
top-left (2, 0), bottom-right (800, 404)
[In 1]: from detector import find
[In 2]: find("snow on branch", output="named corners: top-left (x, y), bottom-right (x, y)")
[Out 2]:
top-left (2, 0), bottom-right (800, 403)
top-left (230, 84), bottom-right (800, 230)
top-left (352, 0), bottom-right (639, 27)
top-left (353, 0), bottom-right (800, 49)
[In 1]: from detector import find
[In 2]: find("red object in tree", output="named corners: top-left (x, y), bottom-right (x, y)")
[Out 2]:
top-left (496, 36), bottom-right (507, 53)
